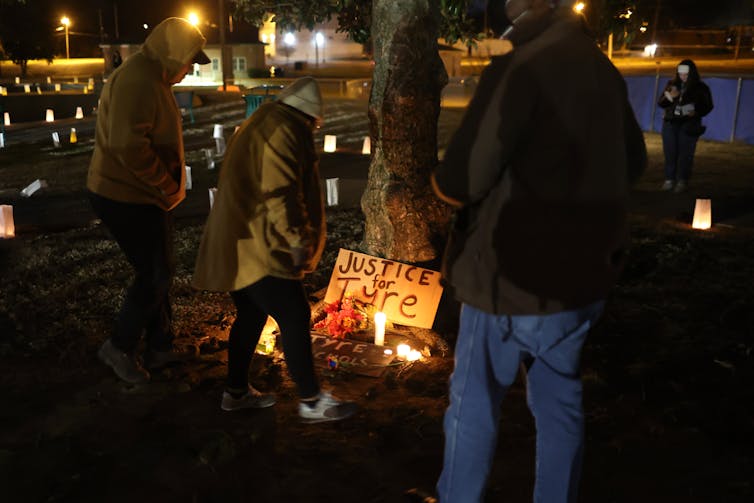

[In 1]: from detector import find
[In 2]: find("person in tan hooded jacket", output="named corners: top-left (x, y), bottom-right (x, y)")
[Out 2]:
top-left (88, 17), bottom-right (210, 385)
top-left (193, 77), bottom-right (357, 423)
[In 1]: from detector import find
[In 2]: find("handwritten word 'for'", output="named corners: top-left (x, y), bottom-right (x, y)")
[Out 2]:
top-left (334, 252), bottom-right (438, 318)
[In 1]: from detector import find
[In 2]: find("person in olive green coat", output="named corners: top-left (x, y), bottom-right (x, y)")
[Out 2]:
top-left (193, 77), bottom-right (357, 423)
top-left (88, 17), bottom-right (210, 385)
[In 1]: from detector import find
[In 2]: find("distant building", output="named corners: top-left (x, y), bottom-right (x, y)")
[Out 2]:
top-left (259, 18), bottom-right (366, 65)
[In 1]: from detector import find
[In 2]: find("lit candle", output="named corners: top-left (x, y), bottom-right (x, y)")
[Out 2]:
top-left (361, 136), bottom-right (371, 155)
top-left (374, 311), bottom-right (386, 346)
top-left (45, 109), bottom-right (55, 122)
top-left (692, 199), bottom-right (712, 230)
top-left (69, 127), bottom-right (77, 144)
top-left (0, 205), bottom-right (15, 238)
top-left (397, 344), bottom-right (410, 358)
top-left (324, 134), bottom-right (337, 152)
top-left (75, 106), bottom-right (84, 119)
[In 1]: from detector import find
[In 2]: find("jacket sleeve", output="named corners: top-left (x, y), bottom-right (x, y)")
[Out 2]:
top-left (261, 125), bottom-right (313, 252)
top-left (106, 77), bottom-right (181, 198)
top-left (433, 55), bottom-right (516, 206)
top-left (657, 81), bottom-right (675, 108)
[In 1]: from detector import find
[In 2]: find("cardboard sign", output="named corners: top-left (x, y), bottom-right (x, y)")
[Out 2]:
top-left (323, 249), bottom-right (443, 329)
top-left (311, 332), bottom-right (395, 377)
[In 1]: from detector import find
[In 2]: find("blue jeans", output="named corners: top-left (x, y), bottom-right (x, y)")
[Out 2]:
top-left (437, 301), bottom-right (605, 503)
top-left (661, 120), bottom-right (699, 182)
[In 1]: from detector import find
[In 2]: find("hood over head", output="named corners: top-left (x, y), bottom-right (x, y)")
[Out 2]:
top-left (503, 0), bottom-right (580, 45)
top-left (277, 77), bottom-right (323, 123)
top-left (142, 17), bottom-right (208, 80)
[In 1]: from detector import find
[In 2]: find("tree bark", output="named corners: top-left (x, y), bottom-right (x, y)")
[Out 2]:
top-left (361, 0), bottom-right (451, 264)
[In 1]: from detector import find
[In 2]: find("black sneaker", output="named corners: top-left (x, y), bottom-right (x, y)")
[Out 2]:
top-left (98, 339), bottom-right (150, 384)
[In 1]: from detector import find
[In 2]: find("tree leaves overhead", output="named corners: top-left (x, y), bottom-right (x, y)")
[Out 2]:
top-left (232, 1), bottom-right (337, 32)
top-left (0, 0), bottom-right (56, 70)
top-left (231, 0), bottom-right (479, 46)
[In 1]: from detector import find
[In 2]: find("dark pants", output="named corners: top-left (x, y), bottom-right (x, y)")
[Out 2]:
top-left (229, 277), bottom-right (320, 398)
top-left (661, 120), bottom-right (700, 182)
top-left (89, 192), bottom-right (175, 353)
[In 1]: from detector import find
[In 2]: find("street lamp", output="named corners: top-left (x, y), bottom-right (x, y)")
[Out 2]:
top-left (574, 2), bottom-right (585, 14)
top-left (60, 16), bottom-right (71, 59)
top-left (314, 31), bottom-right (325, 66)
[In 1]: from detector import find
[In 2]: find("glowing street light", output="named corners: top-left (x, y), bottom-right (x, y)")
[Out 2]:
top-left (60, 16), bottom-right (71, 59)
top-left (313, 31), bottom-right (325, 66)
top-left (574, 2), bottom-right (586, 14)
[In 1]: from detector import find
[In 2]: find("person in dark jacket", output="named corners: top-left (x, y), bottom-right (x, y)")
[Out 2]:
top-left (657, 59), bottom-right (713, 193)
top-left (430, 1), bottom-right (647, 501)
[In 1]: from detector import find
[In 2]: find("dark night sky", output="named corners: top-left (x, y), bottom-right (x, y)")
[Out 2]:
top-left (472, 0), bottom-right (753, 32)
top-left (42, 0), bottom-right (754, 44)
top-left (53, 1), bottom-right (218, 42)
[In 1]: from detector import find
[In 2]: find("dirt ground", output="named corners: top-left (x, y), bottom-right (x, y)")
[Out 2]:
top-left (1, 96), bottom-right (753, 503)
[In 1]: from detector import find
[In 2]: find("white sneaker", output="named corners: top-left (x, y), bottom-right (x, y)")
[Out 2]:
top-left (221, 386), bottom-right (276, 411)
top-left (661, 180), bottom-right (674, 191)
top-left (298, 391), bottom-right (358, 424)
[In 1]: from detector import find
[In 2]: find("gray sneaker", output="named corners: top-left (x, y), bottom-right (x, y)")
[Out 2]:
top-left (221, 386), bottom-right (277, 411)
top-left (298, 391), bottom-right (358, 424)
top-left (98, 339), bottom-right (150, 384)
top-left (143, 345), bottom-right (197, 369)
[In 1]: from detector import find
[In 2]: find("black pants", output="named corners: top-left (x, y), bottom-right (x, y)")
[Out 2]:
top-left (89, 192), bottom-right (175, 353)
top-left (229, 277), bottom-right (320, 398)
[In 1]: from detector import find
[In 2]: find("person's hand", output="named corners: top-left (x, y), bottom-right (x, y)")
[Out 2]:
top-left (667, 86), bottom-right (680, 98)
top-left (290, 247), bottom-right (310, 268)
top-left (159, 182), bottom-right (183, 210)
top-left (663, 91), bottom-right (674, 102)
top-left (686, 110), bottom-right (696, 117)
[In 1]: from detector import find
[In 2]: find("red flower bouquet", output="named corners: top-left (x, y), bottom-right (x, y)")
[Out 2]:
top-left (313, 293), bottom-right (370, 338)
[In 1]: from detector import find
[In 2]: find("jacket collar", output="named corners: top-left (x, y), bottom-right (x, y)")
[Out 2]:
top-left (503, 7), bottom-right (584, 47)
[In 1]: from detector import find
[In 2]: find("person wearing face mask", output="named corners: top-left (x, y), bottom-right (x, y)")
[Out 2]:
top-left (192, 77), bottom-right (358, 424)
top-left (88, 17), bottom-right (210, 384)
top-left (414, 1), bottom-right (647, 502)
top-left (657, 59), bottom-right (713, 193)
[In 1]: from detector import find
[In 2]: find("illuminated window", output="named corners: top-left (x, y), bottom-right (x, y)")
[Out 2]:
top-left (232, 57), bottom-right (247, 72)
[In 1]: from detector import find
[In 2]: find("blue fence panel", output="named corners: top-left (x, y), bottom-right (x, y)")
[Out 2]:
top-left (625, 76), bottom-right (658, 132)
top-left (734, 79), bottom-right (754, 145)
top-left (652, 79), bottom-right (668, 133)
top-left (703, 78), bottom-right (739, 143)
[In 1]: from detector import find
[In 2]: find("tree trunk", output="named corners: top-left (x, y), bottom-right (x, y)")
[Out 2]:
top-left (361, 0), bottom-right (451, 264)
